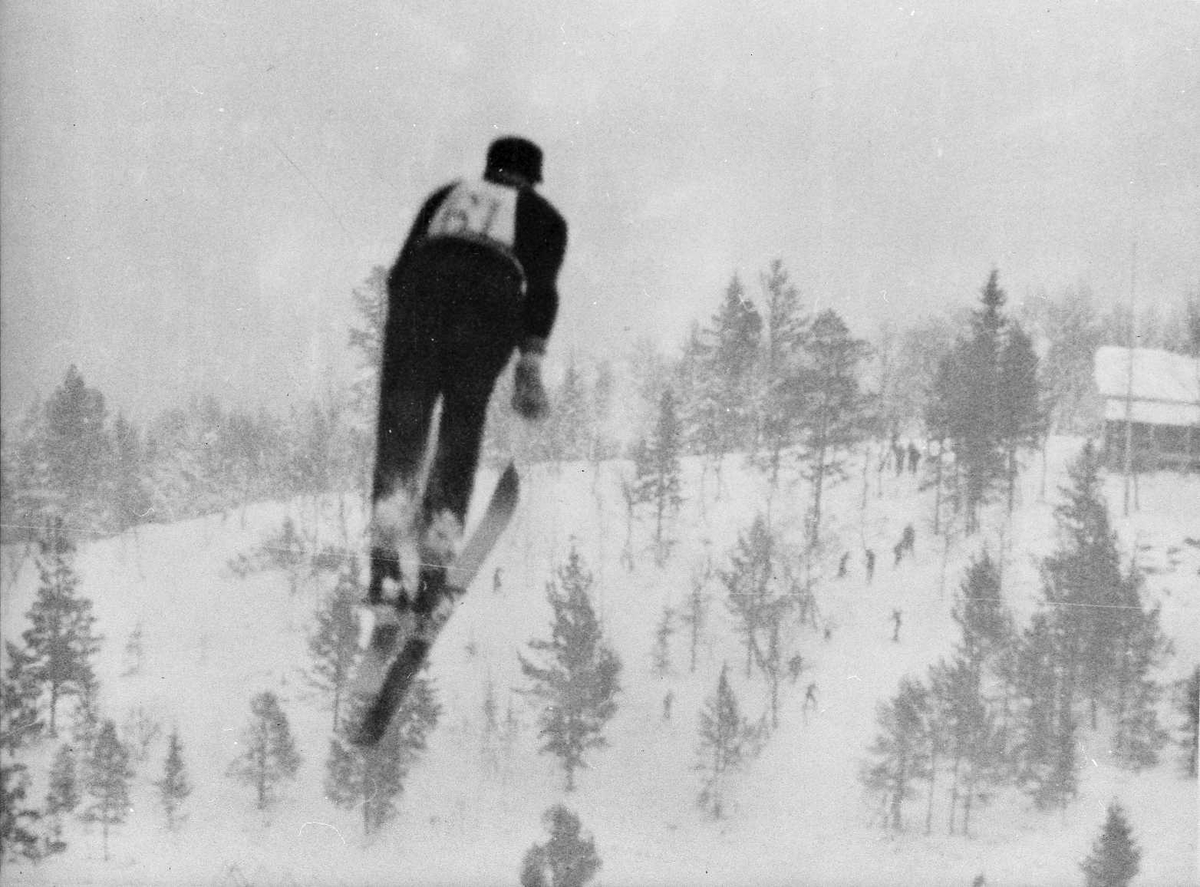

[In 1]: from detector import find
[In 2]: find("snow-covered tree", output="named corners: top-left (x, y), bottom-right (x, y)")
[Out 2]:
top-left (227, 691), bottom-right (302, 811)
top-left (695, 663), bottom-right (756, 819)
top-left (82, 719), bottom-right (133, 861)
top-left (520, 804), bottom-right (602, 887)
top-left (155, 729), bottom-right (192, 831)
top-left (519, 548), bottom-right (621, 791)
top-left (22, 522), bottom-right (102, 736)
top-left (751, 260), bottom-right (808, 489)
top-left (1, 762), bottom-right (41, 863)
top-left (44, 743), bottom-right (79, 856)
top-left (793, 309), bottom-right (870, 547)
top-left (43, 366), bottom-right (111, 530)
top-left (325, 677), bottom-right (439, 837)
top-left (632, 389), bottom-right (685, 564)
top-left (1081, 801), bottom-right (1141, 887)
top-left (2, 641), bottom-right (44, 753)
top-left (693, 275), bottom-right (762, 459)
top-left (306, 561), bottom-right (362, 731)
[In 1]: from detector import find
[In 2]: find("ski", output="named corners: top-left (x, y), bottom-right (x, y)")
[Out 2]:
top-left (350, 462), bottom-right (520, 747)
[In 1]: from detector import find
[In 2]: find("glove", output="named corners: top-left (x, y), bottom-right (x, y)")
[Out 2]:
top-left (512, 349), bottom-right (549, 421)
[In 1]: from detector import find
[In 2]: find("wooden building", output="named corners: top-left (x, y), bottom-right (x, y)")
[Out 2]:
top-left (1093, 346), bottom-right (1200, 471)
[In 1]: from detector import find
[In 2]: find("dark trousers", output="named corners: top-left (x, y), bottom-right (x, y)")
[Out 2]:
top-left (369, 243), bottom-right (520, 607)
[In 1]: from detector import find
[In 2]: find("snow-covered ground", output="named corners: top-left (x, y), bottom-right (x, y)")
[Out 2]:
top-left (2, 437), bottom-right (1197, 886)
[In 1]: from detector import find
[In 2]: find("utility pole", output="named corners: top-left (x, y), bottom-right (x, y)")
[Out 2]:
top-left (1123, 239), bottom-right (1138, 516)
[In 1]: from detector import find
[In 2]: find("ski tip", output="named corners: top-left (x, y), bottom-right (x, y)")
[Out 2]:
top-left (500, 461), bottom-right (519, 493)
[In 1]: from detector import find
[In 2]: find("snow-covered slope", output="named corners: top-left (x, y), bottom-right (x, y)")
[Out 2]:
top-left (2, 438), bottom-right (1197, 886)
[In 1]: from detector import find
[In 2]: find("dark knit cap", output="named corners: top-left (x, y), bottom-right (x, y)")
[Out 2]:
top-left (485, 136), bottom-right (543, 184)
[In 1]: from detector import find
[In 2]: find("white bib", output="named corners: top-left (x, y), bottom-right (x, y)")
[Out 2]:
top-left (426, 179), bottom-right (519, 251)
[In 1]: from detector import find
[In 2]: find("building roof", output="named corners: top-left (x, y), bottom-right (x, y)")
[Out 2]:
top-left (1093, 346), bottom-right (1200, 427)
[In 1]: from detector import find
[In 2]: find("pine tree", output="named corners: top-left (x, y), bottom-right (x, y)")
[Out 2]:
top-left (1081, 802), bottom-right (1141, 887)
top-left (305, 561), bottom-right (362, 730)
top-left (82, 719), bottom-right (133, 862)
top-left (325, 676), bottom-right (439, 836)
top-left (1176, 665), bottom-right (1199, 778)
top-left (861, 676), bottom-right (931, 832)
top-left (227, 691), bottom-right (302, 811)
top-left (793, 309), bottom-right (869, 547)
top-left (929, 656), bottom-right (1002, 836)
top-left (155, 729), bottom-right (192, 830)
top-left (752, 260), bottom-right (809, 489)
top-left (721, 515), bottom-right (794, 691)
top-left (632, 389), bottom-right (685, 565)
top-left (520, 804), bottom-right (602, 887)
top-left (519, 549), bottom-right (621, 791)
top-left (695, 663), bottom-right (755, 819)
top-left (22, 521), bottom-right (102, 736)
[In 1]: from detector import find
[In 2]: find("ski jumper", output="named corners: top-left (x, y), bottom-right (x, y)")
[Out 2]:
top-left (369, 138), bottom-right (567, 612)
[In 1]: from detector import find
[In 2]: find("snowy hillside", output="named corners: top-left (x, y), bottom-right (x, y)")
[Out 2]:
top-left (2, 438), bottom-right (1197, 886)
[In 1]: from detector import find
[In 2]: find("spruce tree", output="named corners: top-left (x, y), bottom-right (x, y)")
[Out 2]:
top-left (227, 691), bottom-right (302, 811)
top-left (997, 321), bottom-right (1043, 514)
top-left (110, 414), bottom-right (151, 532)
top-left (694, 275), bottom-right (763, 458)
top-left (46, 743), bottom-right (80, 816)
top-left (82, 719), bottom-right (133, 861)
top-left (951, 552), bottom-right (1013, 675)
top-left (752, 260), bottom-right (809, 488)
top-left (155, 729), bottom-right (192, 830)
top-left (632, 389), bottom-right (685, 565)
top-left (44, 743), bottom-right (79, 857)
top-left (519, 549), bottom-right (621, 791)
top-left (793, 309), bottom-right (869, 547)
top-left (325, 677), bottom-right (439, 836)
top-left (695, 663), bottom-right (755, 819)
top-left (1081, 802), bottom-right (1141, 887)
top-left (22, 521), bottom-right (102, 736)
top-left (43, 366), bottom-right (111, 530)
top-left (929, 270), bottom-right (1013, 533)
top-left (520, 804), bottom-right (602, 887)
top-left (306, 560), bottom-right (362, 730)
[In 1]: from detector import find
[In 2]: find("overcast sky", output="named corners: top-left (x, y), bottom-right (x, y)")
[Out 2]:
top-left (2, 0), bottom-right (1198, 423)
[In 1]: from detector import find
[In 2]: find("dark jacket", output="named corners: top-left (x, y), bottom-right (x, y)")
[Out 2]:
top-left (390, 173), bottom-right (567, 351)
